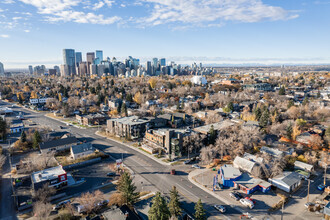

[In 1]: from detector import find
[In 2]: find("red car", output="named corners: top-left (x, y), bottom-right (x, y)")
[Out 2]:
top-left (245, 197), bottom-right (256, 204)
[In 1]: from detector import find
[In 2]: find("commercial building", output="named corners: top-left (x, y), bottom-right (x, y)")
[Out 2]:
top-left (233, 173), bottom-right (271, 194)
top-left (31, 166), bottom-right (67, 190)
top-left (70, 143), bottom-right (94, 160)
top-left (28, 65), bottom-right (33, 74)
top-left (86, 52), bottom-right (95, 74)
top-left (62, 49), bottom-right (76, 75)
top-left (233, 156), bottom-right (258, 174)
top-left (294, 161), bottom-right (314, 173)
top-left (76, 113), bottom-right (107, 126)
top-left (95, 50), bottom-right (103, 65)
top-left (268, 172), bottom-right (302, 193)
top-left (219, 164), bottom-right (242, 187)
top-left (0, 62), bottom-right (4, 75)
top-left (39, 136), bottom-right (78, 153)
top-left (160, 58), bottom-right (166, 66)
top-left (75, 52), bottom-right (82, 67)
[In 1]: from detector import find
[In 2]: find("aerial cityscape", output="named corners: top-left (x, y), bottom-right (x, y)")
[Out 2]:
top-left (0, 1), bottom-right (330, 220)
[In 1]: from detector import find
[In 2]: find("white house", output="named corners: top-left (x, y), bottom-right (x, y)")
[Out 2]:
top-left (70, 143), bottom-right (95, 160)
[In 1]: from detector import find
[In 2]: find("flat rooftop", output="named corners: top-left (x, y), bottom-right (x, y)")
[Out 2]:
top-left (194, 120), bottom-right (236, 134)
top-left (31, 166), bottom-right (66, 183)
top-left (221, 165), bottom-right (241, 180)
top-left (234, 173), bottom-right (271, 189)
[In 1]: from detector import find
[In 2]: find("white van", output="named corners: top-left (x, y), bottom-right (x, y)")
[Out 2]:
top-left (239, 198), bottom-right (254, 209)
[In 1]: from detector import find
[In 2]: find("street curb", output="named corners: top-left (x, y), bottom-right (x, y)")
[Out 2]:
top-left (95, 131), bottom-right (172, 166)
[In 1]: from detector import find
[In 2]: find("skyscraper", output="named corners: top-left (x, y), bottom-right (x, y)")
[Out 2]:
top-left (28, 65), bottom-right (33, 74)
top-left (160, 58), bottom-right (166, 66)
top-left (62, 49), bottom-right (76, 75)
top-left (0, 62), bottom-right (4, 75)
top-left (146, 61), bottom-right (152, 75)
top-left (75, 52), bottom-right (82, 67)
top-left (86, 52), bottom-right (95, 74)
top-left (152, 58), bottom-right (158, 68)
top-left (95, 50), bottom-right (103, 65)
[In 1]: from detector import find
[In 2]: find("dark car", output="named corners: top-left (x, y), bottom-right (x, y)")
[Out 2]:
top-left (318, 184), bottom-right (326, 191)
top-left (213, 205), bottom-right (226, 213)
top-left (229, 192), bottom-right (243, 201)
top-left (106, 172), bottom-right (116, 177)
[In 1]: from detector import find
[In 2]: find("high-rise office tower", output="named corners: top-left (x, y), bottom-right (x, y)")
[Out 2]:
top-left (75, 52), bottom-right (82, 67)
top-left (95, 50), bottom-right (103, 65)
top-left (160, 58), bottom-right (166, 66)
top-left (0, 62), bottom-right (4, 75)
top-left (60, 64), bottom-right (69, 77)
top-left (28, 65), bottom-right (33, 74)
top-left (79, 62), bottom-right (88, 76)
top-left (146, 61), bottom-right (152, 75)
top-left (62, 49), bottom-right (76, 75)
top-left (54, 66), bottom-right (60, 76)
top-left (152, 58), bottom-right (158, 68)
top-left (86, 52), bottom-right (95, 74)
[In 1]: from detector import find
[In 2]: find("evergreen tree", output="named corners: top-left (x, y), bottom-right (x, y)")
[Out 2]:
top-left (121, 102), bottom-right (127, 116)
top-left (148, 192), bottom-right (170, 220)
top-left (32, 131), bottom-right (42, 149)
top-left (0, 117), bottom-right (7, 140)
top-left (287, 100), bottom-right (294, 109)
top-left (278, 86), bottom-right (286, 95)
top-left (168, 186), bottom-right (182, 218)
top-left (208, 125), bottom-right (216, 145)
top-left (317, 91), bottom-right (321, 98)
top-left (117, 172), bottom-right (139, 208)
top-left (286, 123), bottom-right (293, 140)
top-left (111, 79), bottom-right (114, 86)
top-left (259, 108), bottom-right (270, 128)
top-left (21, 131), bottom-right (27, 142)
top-left (194, 199), bottom-right (206, 220)
top-left (302, 97), bottom-right (309, 106)
top-left (254, 107), bottom-right (262, 121)
top-left (227, 101), bottom-right (234, 112)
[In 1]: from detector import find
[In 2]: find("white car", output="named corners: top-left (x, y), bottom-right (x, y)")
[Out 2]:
top-left (213, 205), bottom-right (226, 213)
top-left (191, 164), bottom-right (201, 169)
top-left (240, 198), bottom-right (254, 209)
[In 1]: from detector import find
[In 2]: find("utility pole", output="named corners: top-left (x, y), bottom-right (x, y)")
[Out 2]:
top-left (307, 179), bottom-right (310, 203)
top-left (281, 200), bottom-right (284, 220)
top-left (324, 165), bottom-right (327, 186)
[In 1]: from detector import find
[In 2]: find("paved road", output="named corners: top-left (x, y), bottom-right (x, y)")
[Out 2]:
top-left (0, 101), bottom-right (242, 219)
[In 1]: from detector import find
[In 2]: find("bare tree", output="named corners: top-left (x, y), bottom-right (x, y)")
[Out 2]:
top-left (200, 145), bottom-right (215, 164)
top-left (77, 190), bottom-right (104, 214)
top-left (33, 201), bottom-right (52, 220)
top-left (33, 183), bottom-right (56, 203)
top-left (0, 155), bottom-right (6, 171)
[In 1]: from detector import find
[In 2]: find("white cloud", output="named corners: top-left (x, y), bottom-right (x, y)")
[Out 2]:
top-left (24, 29), bottom-right (30, 32)
top-left (139, 0), bottom-right (298, 27)
top-left (0, 34), bottom-right (10, 38)
top-left (18, 0), bottom-right (121, 24)
top-left (3, 0), bottom-right (15, 4)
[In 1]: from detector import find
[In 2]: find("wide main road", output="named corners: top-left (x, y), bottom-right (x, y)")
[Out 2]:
top-left (1, 101), bottom-right (242, 219)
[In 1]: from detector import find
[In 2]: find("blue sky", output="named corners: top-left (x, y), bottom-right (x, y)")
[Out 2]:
top-left (0, 0), bottom-right (329, 68)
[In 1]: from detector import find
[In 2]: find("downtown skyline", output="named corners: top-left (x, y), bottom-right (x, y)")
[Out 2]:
top-left (1, 0), bottom-right (330, 68)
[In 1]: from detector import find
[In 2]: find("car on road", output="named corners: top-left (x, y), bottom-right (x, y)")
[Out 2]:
top-left (318, 184), bottom-right (326, 191)
top-left (53, 200), bottom-right (71, 210)
top-left (213, 205), bottom-right (226, 213)
top-left (191, 164), bottom-right (201, 169)
top-left (229, 192), bottom-right (243, 201)
top-left (106, 172), bottom-right (116, 177)
top-left (59, 125), bottom-right (65, 129)
top-left (184, 160), bottom-right (191, 165)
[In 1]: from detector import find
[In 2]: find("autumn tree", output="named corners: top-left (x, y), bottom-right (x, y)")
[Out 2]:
top-left (148, 78), bottom-right (157, 89)
top-left (148, 192), bottom-right (170, 220)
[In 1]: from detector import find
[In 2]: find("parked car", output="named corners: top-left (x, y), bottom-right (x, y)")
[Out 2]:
top-left (106, 172), bottom-right (116, 177)
top-left (245, 197), bottom-right (256, 204)
top-left (192, 164), bottom-right (201, 169)
top-left (213, 205), bottom-right (226, 213)
top-left (305, 202), bottom-right (314, 208)
top-left (229, 192), bottom-right (243, 201)
top-left (53, 200), bottom-right (71, 210)
top-left (240, 198), bottom-right (254, 209)
top-left (318, 184), bottom-right (326, 191)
